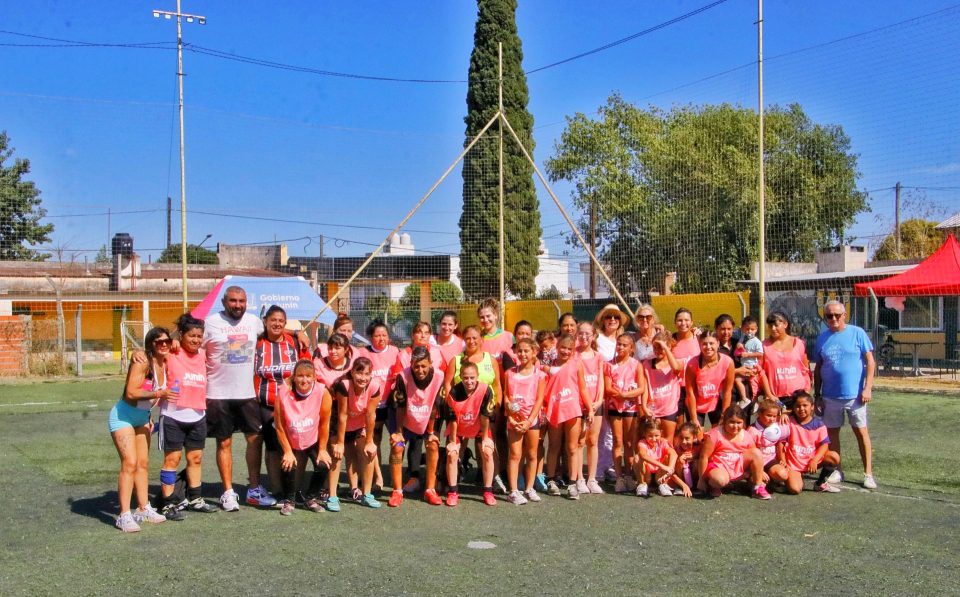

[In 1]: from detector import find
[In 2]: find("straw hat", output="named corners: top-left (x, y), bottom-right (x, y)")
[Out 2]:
top-left (596, 304), bottom-right (629, 328)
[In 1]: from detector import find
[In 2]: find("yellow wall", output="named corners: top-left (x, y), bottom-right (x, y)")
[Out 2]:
top-left (456, 300), bottom-right (573, 334)
top-left (651, 292), bottom-right (751, 331)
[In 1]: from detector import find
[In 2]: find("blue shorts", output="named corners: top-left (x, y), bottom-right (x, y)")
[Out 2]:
top-left (108, 399), bottom-right (151, 433)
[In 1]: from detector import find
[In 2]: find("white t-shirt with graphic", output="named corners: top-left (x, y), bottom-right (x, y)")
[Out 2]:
top-left (203, 311), bottom-right (264, 400)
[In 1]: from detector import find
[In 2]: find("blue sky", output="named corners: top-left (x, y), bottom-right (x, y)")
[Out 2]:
top-left (2, 0), bottom-right (958, 274)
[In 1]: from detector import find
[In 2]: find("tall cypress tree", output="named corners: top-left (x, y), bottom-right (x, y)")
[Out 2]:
top-left (459, 0), bottom-right (541, 300)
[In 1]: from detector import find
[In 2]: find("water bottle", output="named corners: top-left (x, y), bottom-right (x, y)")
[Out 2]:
top-left (171, 379), bottom-right (181, 395)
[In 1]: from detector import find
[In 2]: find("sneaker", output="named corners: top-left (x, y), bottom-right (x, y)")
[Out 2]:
top-left (658, 483), bottom-right (673, 497)
top-left (604, 467), bottom-right (618, 483)
top-left (424, 488), bottom-right (443, 506)
top-left (863, 474), bottom-right (878, 490)
top-left (402, 477), bottom-right (421, 494)
top-left (566, 483), bottom-right (580, 500)
top-left (826, 469), bottom-right (844, 485)
top-left (493, 475), bottom-right (508, 495)
top-left (709, 486), bottom-right (722, 498)
top-left (159, 502), bottom-right (185, 521)
top-left (220, 489), bottom-right (240, 512)
top-left (483, 491), bottom-right (497, 506)
top-left (752, 485), bottom-right (772, 500)
top-left (586, 478), bottom-right (604, 494)
top-left (350, 487), bottom-right (363, 502)
top-left (245, 485), bottom-right (277, 508)
top-left (279, 500), bottom-right (295, 516)
top-left (361, 493), bottom-right (382, 508)
top-left (524, 488), bottom-right (542, 503)
top-left (534, 473), bottom-right (548, 492)
top-left (325, 496), bottom-right (341, 512)
top-left (388, 490), bottom-right (404, 508)
top-left (546, 479), bottom-right (562, 496)
top-left (133, 504), bottom-right (167, 524)
top-left (576, 478), bottom-right (589, 494)
top-left (508, 490), bottom-right (528, 505)
top-left (614, 477), bottom-right (627, 494)
top-left (304, 497), bottom-right (324, 512)
top-left (115, 511), bottom-right (140, 533)
top-left (817, 482), bottom-right (841, 493)
top-left (186, 497), bottom-right (218, 513)
top-left (635, 483), bottom-right (649, 497)
top-left (446, 492), bottom-right (459, 507)
top-left (674, 488), bottom-right (686, 496)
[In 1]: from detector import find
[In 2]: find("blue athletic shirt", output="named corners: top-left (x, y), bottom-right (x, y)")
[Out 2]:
top-left (813, 325), bottom-right (873, 400)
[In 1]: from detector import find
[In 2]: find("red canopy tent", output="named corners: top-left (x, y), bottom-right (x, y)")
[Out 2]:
top-left (854, 234), bottom-right (960, 297)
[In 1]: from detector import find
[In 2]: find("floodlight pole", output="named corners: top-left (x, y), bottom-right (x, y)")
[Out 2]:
top-left (757, 0), bottom-right (767, 339)
top-left (153, 0), bottom-right (206, 311)
top-left (498, 42), bottom-right (506, 309)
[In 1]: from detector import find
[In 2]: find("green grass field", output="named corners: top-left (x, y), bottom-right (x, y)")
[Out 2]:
top-left (0, 379), bottom-right (958, 595)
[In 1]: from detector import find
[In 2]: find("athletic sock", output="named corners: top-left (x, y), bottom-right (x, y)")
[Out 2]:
top-left (483, 486), bottom-right (493, 493)
top-left (187, 485), bottom-right (202, 500)
top-left (817, 465), bottom-right (835, 485)
top-left (448, 485), bottom-right (458, 494)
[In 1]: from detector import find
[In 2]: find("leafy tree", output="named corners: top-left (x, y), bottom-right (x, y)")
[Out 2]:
top-left (399, 281), bottom-right (464, 309)
top-left (95, 245), bottom-right (111, 265)
top-left (537, 284), bottom-right (563, 300)
top-left (459, 0), bottom-right (541, 300)
top-left (363, 293), bottom-right (402, 322)
top-left (158, 243), bottom-right (218, 265)
top-left (873, 219), bottom-right (944, 260)
top-left (0, 131), bottom-right (53, 260)
top-left (546, 95), bottom-right (867, 293)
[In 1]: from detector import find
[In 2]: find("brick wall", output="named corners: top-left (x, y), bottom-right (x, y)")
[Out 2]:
top-left (0, 315), bottom-right (31, 376)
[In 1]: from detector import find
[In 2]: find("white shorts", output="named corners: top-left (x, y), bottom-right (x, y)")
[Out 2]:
top-left (822, 397), bottom-right (867, 429)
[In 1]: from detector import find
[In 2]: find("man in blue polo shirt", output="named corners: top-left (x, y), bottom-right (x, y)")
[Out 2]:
top-left (813, 300), bottom-right (877, 490)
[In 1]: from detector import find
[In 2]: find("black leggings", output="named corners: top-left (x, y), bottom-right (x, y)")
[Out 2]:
top-left (280, 443), bottom-right (328, 500)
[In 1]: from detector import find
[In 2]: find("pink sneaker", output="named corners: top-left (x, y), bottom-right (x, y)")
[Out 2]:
top-left (753, 485), bottom-right (772, 500)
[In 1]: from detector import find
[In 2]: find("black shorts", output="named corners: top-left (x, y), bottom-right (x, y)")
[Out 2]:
top-left (260, 406), bottom-right (281, 452)
top-left (376, 408), bottom-right (388, 423)
top-left (695, 410), bottom-right (721, 427)
top-left (607, 408), bottom-right (639, 418)
top-left (159, 415), bottom-right (207, 451)
top-left (657, 410), bottom-right (679, 423)
top-left (344, 428), bottom-right (365, 443)
top-left (205, 398), bottom-right (262, 440)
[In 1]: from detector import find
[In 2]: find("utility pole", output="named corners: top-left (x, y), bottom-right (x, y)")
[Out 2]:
top-left (153, 1), bottom-right (206, 311)
top-left (589, 200), bottom-right (597, 299)
top-left (895, 181), bottom-right (902, 258)
top-left (756, 0), bottom-right (767, 339)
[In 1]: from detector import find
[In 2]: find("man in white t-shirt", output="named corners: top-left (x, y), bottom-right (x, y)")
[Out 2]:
top-left (203, 286), bottom-right (274, 510)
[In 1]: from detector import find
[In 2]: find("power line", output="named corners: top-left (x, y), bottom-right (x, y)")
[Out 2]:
top-left (0, 29), bottom-right (174, 49)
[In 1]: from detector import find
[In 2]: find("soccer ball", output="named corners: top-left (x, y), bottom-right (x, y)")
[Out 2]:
top-left (762, 424), bottom-right (782, 444)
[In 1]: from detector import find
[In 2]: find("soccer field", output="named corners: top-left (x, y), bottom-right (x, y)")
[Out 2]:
top-left (0, 379), bottom-right (958, 595)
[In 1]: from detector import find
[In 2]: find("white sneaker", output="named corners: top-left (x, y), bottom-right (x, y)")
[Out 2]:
top-left (132, 504), bottom-right (166, 524)
top-left (115, 511), bottom-right (140, 533)
top-left (245, 485), bottom-right (278, 507)
top-left (614, 477), bottom-right (627, 494)
top-left (508, 490), bottom-right (528, 505)
top-left (586, 478), bottom-right (604, 494)
top-left (524, 488), bottom-right (542, 503)
top-left (636, 483), bottom-right (649, 497)
top-left (576, 478), bottom-right (589, 494)
top-left (402, 477), bottom-right (421, 494)
top-left (863, 474), bottom-right (878, 490)
top-left (220, 489), bottom-right (240, 512)
top-left (566, 483), bottom-right (580, 500)
top-left (658, 483), bottom-right (673, 497)
top-left (493, 475), bottom-right (508, 495)
top-left (825, 469), bottom-right (844, 484)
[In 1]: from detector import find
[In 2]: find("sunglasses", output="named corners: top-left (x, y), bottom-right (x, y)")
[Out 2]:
top-left (637, 314), bottom-right (653, 320)
top-left (824, 313), bottom-right (844, 320)
top-left (603, 314), bottom-right (620, 320)
top-left (154, 338), bottom-right (172, 346)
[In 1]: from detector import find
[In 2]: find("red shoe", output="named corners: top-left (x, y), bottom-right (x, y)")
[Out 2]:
top-left (424, 488), bottom-right (443, 506)
top-left (445, 492), bottom-right (459, 507)
top-left (388, 490), bottom-right (403, 508)
top-left (483, 491), bottom-right (497, 506)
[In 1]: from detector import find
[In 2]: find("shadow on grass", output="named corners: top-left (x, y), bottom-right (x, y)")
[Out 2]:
top-left (68, 482), bottom-right (238, 527)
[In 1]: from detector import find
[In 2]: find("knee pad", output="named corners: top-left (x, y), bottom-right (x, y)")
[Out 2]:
top-left (160, 468), bottom-right (177, 486)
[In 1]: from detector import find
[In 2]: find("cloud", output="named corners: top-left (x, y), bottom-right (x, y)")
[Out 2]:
top-left (915, 161), bottom-right (960, 175)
